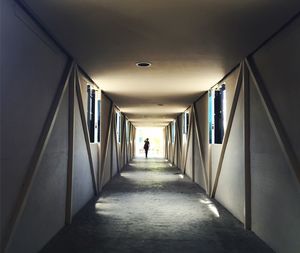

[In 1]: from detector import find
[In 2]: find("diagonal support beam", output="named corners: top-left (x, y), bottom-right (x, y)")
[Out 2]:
top-left (211, 64), bottom-right (243, 198)
top-left (120, 115), bottom-right (126, 168)
top-left (74, 67), bottom-right (98, 195)
top-left (3, 61), bottom-right (75, 253)
top-left (183, 107), bottom-right (194, 175)
top-left (99, 100), bottom-right (114, 190)
top-left (65, 66), bottom-right (76, 225)
top-left (176, 118), bottom-right (182, 167)
top-left (245, 58), bottom-right (300, 184)
top-left (243, 60), bottom-right (251, 230)
top-left (112, 109), bottom-right (120, 174)
top-left (193, 104), bottom-right (209, 193)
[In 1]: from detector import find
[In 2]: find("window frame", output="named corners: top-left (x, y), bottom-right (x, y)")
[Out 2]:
top-left (171, 120), bottom-right (176, 144)
top-left (87, 85), bottom-right (96, 143)
top-left (116, 111), bottom-right (121, 144)
top-left (183, 111), bottom-right (189, 135)
top-left (209, 83), bottom-right (226, 144)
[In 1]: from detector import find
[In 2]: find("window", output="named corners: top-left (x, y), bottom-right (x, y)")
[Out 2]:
top-left (87, 85), bottom-right (100, 143)
top-left (171, 120), bottom-right (176, 144)
top-left (209, 83), bottom-right (226, 144)
top-left (87, 85), bottom-right (96, 142)
top-left (126, 119), bottom-right (129, 143)
top-left (97, 99), bottom-right (101, 142)
top-left (183, 111), bottom-right (189, 135)
top-left (116, 112), bottom-right (121, 143)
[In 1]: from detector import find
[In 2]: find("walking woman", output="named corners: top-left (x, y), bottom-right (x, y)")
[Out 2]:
top-left (144, 138), bottom-right (150, 158)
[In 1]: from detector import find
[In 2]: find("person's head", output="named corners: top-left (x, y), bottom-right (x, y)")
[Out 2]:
top-left (146, 138), bottom-right (149, 141)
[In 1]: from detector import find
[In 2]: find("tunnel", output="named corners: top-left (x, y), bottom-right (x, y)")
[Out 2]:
top-left (1, 1), bottom-right (300, 253)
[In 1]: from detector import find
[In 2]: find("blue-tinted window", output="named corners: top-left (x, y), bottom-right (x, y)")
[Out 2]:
top-left (183, 111), bottom-right (189, 135)
top-left (116, 112), bottom-right (121, 143)
top-left (87, 85), bottom-right (95, 142)
top-left (171, 120), bottom-right (176, 144)
top-left (209, 83), bottom-right (226, 144)
top-left (97, 99), bottom-right (101, 142)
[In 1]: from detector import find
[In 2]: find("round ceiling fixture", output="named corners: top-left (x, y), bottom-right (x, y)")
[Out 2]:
top-left (136, 62), bottom-right (151, 68)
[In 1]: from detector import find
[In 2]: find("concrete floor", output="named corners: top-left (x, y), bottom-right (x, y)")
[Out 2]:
top-left (41, 158), bottom-right (274, 253)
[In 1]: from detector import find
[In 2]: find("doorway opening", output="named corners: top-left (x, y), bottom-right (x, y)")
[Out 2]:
top-left (135, 127), bottom-right (165, 158)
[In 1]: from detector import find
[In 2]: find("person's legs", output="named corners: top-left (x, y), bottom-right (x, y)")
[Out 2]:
top-left (145, 149), bottom-right (148, 158)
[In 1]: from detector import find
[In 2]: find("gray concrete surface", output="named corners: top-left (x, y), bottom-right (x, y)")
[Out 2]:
top-left (41, 158), bottom-right (273, 253)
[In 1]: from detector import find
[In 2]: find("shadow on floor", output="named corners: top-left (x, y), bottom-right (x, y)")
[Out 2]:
top-left (40, 158), bottom-right (274, 253)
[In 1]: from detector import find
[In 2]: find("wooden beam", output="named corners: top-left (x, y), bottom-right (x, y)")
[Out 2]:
top-left (74, 68), bottom-right (97, 195)
top-left (193, 104), bottom-right (209, 193)
top-left (113, 109), bottom-right (120, 174)
top-left (164, 127), bottom-right (167, 160)
top-left (243, 61), bottom-right (251, 230)
top-left (211, 64), bottom-right (243, 198)
top-left (245, 58), bottom-right (300, 184)
top-left (192, 114), bottom-right (195, 182)
top-left (110, 111), bottom-right (114, 179)
top-left (99, 101), bottom-right (113, 189)
top-left (120, 116), bottom-right (124, 168)
top-left (3, 61), bottom-right (74, 253)
top-left (183, 108), bottom-right (194, 175)
top-left (176, 118), bottom-right (182, 168)
top-left (128, 123), bottom-right (132, 161)
top-left (128, 123), bottom-right (132, 162)
top-left (132, 127), bottom-right (136, 158)
top-left (172, 125), bottom-right (177, 164)
top-left (121, 115), bottom-right (127, 169)
top-left (65, 67), bottom-right (75, 225)
top-left (208, 144), bottom-right (212, 196)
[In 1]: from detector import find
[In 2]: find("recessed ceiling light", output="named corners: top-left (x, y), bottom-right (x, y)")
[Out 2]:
top-left (136, 62), bottom-right (151, 68)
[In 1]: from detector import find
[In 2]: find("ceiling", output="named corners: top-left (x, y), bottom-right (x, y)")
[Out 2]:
top-left (23, 0), bottom-right (300, 127)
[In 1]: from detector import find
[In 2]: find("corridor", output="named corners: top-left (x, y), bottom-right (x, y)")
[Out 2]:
top-left (40, 159), bottom-right (273, 253)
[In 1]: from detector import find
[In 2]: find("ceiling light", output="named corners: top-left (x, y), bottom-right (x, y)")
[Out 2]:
top-left (136, 62), bottom-right (151, 68)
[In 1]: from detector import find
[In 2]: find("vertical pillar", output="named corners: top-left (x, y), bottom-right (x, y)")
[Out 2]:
top-left (243, 61), bottom-right (251, 230)
top-left (66, 67), bottom-right (75, 224)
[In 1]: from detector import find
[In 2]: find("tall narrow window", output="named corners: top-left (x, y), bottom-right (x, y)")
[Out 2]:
top-left (116, 112), bottom-right (121, 143)
top-left (183, 111), bottom-right (189, 135)
top-left (126, 119), bottom-right (129, 143)
top-left (209, 83), bottom-right (226, 144)
top-left (171, 120), bottom-right (176, 144)
top-left (97, 99), bottom-right (101, 142)
top-left (208, 89), bottom-right (214, 144)
top-left (87, 85), bottom-right (96, 142)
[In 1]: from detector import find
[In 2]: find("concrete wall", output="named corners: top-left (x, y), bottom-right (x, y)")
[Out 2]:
top-left (6, 86), bottom-right (69, 253)
top-left (1, 1), bottom-right (132, 252)
top-left (214, 83), bottom-right (245, 223)
top-left (1, 1), bottom-right (69, 252)
top-left (72, 87), bottom-right (94, 215)
top-left (194, 94), bottom-right (209, 190)
top-left (100, 93), bottom-right (113, 187)
top-left (111, 110), bottom-right (118, 177)
top-left (168, 14), bottom-right (300, 253)
top-left (184, 108), bottom-right (193, 180)
top-left (248, 16), bottom-right (300, 253)
top-left (100, 94), bottom-right (130, 188)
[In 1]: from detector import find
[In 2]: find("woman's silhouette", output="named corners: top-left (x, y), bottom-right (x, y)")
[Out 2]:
top-left (144, 138), bottom-right (150, 158)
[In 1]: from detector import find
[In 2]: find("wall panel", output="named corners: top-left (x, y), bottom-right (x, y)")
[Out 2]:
top-left (250, 78), bottom-right (300, 253)
top-left (1, 0), bottom-right (68, 240)
top-left (194, 94), bottom-right (209, 190)
top-left (6, 86), bottom-right (69, 253)
top-left (215, 85), bottom-right (245, 223)
top-left (248, 17), bottom-right (300, 252)
top-left (72, 89), bottom-right (94, 215)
